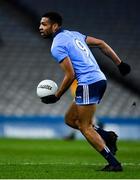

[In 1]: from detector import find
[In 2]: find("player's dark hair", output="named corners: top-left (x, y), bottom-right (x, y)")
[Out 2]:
top-left (42, 12), bottom-right (62, 26)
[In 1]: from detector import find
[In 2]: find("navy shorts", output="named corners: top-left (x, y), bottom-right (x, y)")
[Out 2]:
top-left (75, 80), bottom-right (107, 105)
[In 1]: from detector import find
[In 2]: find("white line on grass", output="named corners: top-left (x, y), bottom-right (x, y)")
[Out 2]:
top-left (0, 162), bottom-right (140, 166)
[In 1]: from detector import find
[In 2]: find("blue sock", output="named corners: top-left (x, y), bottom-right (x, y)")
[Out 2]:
top-left (94, 125), bottom-right (109, 142)
top-left (100, 146), bottom-right (120, 166)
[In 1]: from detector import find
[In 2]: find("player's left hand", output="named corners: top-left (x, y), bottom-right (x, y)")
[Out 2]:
top-left (41, 95), bottom-right (60, 104)
top-left (117, 61), bottom-right (131, 76)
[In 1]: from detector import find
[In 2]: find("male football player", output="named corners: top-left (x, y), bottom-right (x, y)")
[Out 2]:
top-left (39, 12), bottom-right (131, 171)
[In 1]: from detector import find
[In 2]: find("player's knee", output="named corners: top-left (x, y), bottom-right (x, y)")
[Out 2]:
top-left (75, 120), bottom-right (84, 131)
top-left (76, 120), bottom-right (92, 134)
top-left (65, 114), bottom-right (74, 127)
top-left (65, 115), bottom-right (78, 129)
top-left (65, 120), bottom-right (77, 129)
top-left (65, 119), bottom-right (72, 127)
top-left (65, 113), bottom-right (70, 125)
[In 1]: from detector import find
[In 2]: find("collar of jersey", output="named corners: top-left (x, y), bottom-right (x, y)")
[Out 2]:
top-left (53, 28), bottom-right (64, 38)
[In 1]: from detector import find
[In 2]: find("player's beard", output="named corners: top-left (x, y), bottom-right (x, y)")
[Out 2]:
top-left (41, 32), bottom-right (53, 39)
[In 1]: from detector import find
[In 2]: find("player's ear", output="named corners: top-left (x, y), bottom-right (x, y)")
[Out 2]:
top-left (52, 23), bottom-right (59, 32)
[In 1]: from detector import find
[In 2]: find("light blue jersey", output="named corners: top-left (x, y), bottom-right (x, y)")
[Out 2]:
top-left (51, 30), bottom-right (106, 85)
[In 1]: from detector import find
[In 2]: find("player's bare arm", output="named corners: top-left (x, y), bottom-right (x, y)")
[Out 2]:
top-left (55, 57), bottom-right (75, 98)
top-left (86, 36), bottom-right (131, 76)
top-left (41, 57), bottom-right (75, 104)
top-left (86, 36), bottom-right (121, 65)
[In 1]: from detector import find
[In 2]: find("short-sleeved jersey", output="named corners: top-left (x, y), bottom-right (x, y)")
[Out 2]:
top-left (51, 30), bottom-right (106, 85)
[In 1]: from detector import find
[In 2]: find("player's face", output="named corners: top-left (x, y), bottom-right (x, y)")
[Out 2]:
top-left (39, 17), bottom-right (54, 38)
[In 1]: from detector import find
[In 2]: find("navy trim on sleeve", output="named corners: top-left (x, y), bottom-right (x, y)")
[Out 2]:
top-left (58, 56), bottom-right (68, 63)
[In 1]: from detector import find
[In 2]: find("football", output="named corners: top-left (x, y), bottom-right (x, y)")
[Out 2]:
top-left (37, 79), bottom-right (58, 98)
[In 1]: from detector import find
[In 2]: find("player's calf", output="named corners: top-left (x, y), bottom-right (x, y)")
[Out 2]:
top-left (94, 126), bottom-right (118, 155)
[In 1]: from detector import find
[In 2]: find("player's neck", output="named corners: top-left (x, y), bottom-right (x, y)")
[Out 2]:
top-left (53, 28), bottom-right (63, 38)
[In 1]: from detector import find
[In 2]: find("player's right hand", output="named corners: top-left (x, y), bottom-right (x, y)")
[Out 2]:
top-left (117, 62), bottom-right (131, 76)
top-left (41, 95), bottom-right (60, 104)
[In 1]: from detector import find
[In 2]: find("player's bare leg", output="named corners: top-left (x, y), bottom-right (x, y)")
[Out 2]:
top-left (65, 102), bottom-right (79, 129)
top-left (65, 102), bottom-right (105, 150)
top-left (75, 104), bottom-right (105, 151)
top-left (65, 102), bottom-right (122, 171)
top-left (65, 102), bottom-right (118, 155)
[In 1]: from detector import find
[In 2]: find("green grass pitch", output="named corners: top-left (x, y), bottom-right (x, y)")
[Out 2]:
top-left (0, 138), bottom-right (140, 179)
